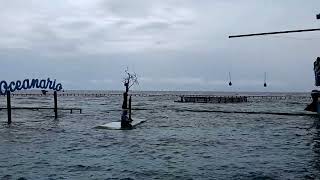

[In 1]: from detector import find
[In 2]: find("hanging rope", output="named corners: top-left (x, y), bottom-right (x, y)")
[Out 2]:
top-left (264, 72), bottom-right (267, 87)
top-left (228, 72), bottom-right (232, 86)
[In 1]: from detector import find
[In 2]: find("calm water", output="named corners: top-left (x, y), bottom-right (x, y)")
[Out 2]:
top-left (0, 91), bottom-right (319, 179)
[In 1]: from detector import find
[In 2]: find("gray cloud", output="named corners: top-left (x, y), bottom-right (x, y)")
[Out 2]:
top-left (0, 0), bottom-right (319, 92)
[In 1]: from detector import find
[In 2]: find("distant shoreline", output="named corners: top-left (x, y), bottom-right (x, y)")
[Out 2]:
top-left (6, 90), bottom-right (312, 96)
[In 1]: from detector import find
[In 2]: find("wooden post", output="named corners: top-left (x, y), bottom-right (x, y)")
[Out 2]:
top-left (54, 91), bottom-right (58, 119)
top-left (129, 95), bottom-right (132, 120)
top-left (7, 91), bottom-right (12, 124)
top-left (122, 92), bottom-right (128, 110)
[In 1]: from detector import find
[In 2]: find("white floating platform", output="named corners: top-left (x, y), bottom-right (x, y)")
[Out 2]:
top-left (96, 118), bottom-right (146, 130)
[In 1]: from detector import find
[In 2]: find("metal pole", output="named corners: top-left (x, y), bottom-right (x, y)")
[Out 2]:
top-left (54, 91), bottom-right (58, 119)
top-left (7, 91), bottom-right (11, 124)
top-left (229, 28), bottom-right (320, 38)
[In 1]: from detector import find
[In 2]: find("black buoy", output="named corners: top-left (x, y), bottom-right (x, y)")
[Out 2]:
top-left (264, 72), bottom-right (267, 87)
top-left (228, 72), bottom-right (232, 86)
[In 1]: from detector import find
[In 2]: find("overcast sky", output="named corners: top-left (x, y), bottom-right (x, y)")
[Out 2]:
top-left (1, 0), bottom-right (320, 92)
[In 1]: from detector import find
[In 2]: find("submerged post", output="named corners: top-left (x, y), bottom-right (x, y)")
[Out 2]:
top-left (7, 91), bottom-right (12, 124)
top-left (54, 91), bottom-right (58, 119)
top-left (129, 95), bottom-right (132, 120)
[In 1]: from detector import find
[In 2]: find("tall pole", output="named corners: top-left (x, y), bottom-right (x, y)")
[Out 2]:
top-left (7, 91), bottom-right (11, 124)
top-left (230, 14), bottom-right (320, 38)
top-left (54, 91), bottom-right (58, 119)
top-left (229, 28), bottom-right (320, 38)
top-left (129, 95), bottom-right (132, 120)
top-left (122, 80), bottom-right (129, 110)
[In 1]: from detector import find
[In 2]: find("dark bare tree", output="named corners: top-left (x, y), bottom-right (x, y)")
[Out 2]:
top-left (121, 68), bottom-right (139, 129)
top-left (123, 68), bottom-right (139, 93)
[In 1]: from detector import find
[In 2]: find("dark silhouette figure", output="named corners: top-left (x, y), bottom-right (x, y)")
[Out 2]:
top-left (305, 58), bottom-right (320, 112)
top-left (305, 90), bottom-right (320, 112)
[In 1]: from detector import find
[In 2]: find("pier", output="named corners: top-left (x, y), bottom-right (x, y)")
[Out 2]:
top-left (1, 92), bottom-right (312, 100)
top-left (2, 91), bottom-right (82, 124)
top-left (0, 107), bottom-right (82, 114)
top-left (0, 92), bottom-right (315, 124)
top-left (175, 96), bottom-right (248, 103)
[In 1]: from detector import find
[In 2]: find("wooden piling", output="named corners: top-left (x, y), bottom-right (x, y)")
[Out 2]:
top-left (54, 91), bottom-right (58, 119)
top-left (7, 91), bottom-right (12, 124)
top-left (129, 95), bottom-right (132, 120)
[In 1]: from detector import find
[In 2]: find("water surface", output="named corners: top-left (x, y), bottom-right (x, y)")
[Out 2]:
top-left (0, 91), bottom-right (318, 179)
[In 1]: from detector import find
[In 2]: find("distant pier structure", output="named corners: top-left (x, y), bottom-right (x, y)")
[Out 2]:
top-left (176, 95), bottom-right (248, 104)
